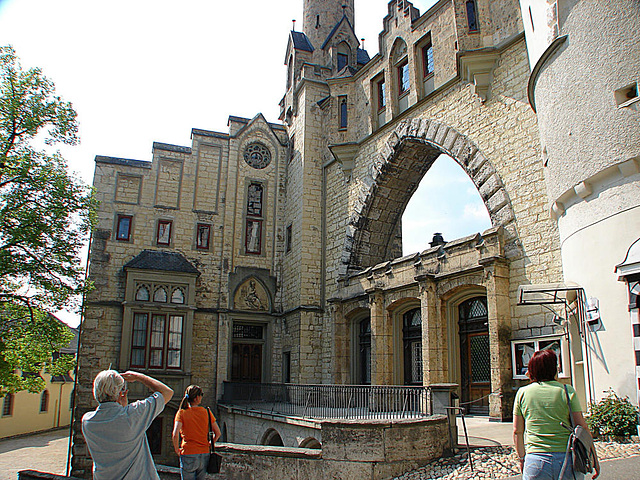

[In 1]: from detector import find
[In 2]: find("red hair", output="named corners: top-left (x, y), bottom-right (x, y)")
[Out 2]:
top-left (527, 349), bottom-right (558, 382)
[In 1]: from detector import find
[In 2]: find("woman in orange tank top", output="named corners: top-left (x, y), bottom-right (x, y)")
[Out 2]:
top-left (172, 385), bottom-right (222, 480)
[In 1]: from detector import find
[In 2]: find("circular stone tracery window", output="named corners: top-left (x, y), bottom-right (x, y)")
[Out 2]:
top-left (243, 142), bottom-right (271, 169)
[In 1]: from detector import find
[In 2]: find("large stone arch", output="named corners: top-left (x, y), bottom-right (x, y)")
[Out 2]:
top-left (342, 118), bottom-right (517, 274)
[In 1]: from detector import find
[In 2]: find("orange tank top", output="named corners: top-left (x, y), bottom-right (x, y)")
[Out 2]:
top-left (175, 406), bottom-right (215, 455)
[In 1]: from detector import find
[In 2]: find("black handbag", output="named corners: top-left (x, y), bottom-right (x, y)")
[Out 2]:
top-left (206, 407), bottom-right (222, 474)
top-left (559, 385), bottom-right (598, 478)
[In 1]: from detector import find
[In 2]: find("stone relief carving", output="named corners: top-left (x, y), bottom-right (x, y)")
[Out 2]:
top-left (234, 278), bottom-right (269, 311)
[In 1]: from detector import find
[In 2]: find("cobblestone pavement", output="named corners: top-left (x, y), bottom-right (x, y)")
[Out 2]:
top-left (0, 428), bottom-right (70, 480)
top-left (393, 442), bottom-right (640, 480)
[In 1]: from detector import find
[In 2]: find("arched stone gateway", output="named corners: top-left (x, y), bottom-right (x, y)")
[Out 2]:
top-left (342, 118), bottom-right (518, 275)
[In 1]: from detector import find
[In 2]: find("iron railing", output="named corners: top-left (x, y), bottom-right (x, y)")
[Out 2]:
top-left (220, 382), bottom-right (432, 420)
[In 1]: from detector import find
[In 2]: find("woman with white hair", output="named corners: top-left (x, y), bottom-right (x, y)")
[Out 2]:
top-left (82, 369), bottom-right (173, 480)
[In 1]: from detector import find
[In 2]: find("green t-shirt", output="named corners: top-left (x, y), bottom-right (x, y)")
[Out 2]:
top-left (513, 380), bottom-right (582, 453)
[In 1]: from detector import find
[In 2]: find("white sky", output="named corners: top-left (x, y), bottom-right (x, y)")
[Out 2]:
top-left (0, 0), bottom-right (491, 323)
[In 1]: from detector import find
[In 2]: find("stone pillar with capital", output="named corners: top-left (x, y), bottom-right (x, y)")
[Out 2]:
top-left (481, 257), bottom-right (512, 419)
top-left (418, 275), bottom-right (448, 385)
top-left (369, 289), bottom-right (393, 385)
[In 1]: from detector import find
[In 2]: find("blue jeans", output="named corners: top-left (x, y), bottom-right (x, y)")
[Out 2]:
top-left (523, 452), bottom-right (585, 480)
top-left (179, 453), bottom-right (209, 480)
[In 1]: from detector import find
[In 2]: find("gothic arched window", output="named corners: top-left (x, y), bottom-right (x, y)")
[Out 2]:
top-left (171, 288), bottom-right (185, 304)
top-left (466, 0), bottom-right (479, 32)
top-left (153, 287), bottom-right (168, 303)
top-left (135, 285), bottom-right (150, 301)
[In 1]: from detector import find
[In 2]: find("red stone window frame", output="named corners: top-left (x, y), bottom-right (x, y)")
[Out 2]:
top-left (397, 59), bottom-right (410, 96)
top-left (422, 42), bottom-right (434, 78)
top-left (116, 214), bottom-right (133, 241)
top-left (377, 78), bottom-right (386, 112)
top-left (156, 220), bottom-right (172, 246)
top-left (130, 312), bottom-right (184, 370)
top-left (195, 223), bottom-right (211, 250)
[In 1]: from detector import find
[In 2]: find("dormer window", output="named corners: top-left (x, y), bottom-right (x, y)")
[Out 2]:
top-left (337, 42), bottom-right (350, 71)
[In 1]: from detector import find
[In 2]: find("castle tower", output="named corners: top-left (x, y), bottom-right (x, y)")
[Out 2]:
top-left (303, 0), bottom-right (354, 49)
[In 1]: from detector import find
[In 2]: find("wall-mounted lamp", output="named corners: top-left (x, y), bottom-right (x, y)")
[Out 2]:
top-left (586, 297), bottom-right (603, 332)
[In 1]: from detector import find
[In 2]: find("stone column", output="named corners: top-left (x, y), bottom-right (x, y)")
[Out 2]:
top-left (329, 301), bottom-right (351, 384)
top-left (418, 274), bottom-right (447, 385)
top-left (368, 289), bottom-right (393, 385)
top-left (481, 257), bottom-right (512, 419)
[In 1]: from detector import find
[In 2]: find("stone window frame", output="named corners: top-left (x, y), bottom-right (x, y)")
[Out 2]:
top-left (120, 270), bottom-right (196, 376)
top-left (2, 393), bottom-right (13, 417)
top-left (156, 219), bottom-right (173, 246)
top-left (285, 223), bottom-right (292, 253)
top-left (195, 223), bottom-right (212, 251)
top-left (336, 41), bottom-right (351, 72)
top-left (130, 312), bottom-right (185, 370)
top-left (39, 390), bottom-right (49, 413)
top-left (511, 335), bottom-right (569, 380)
top-left (338, 95), bottom-right (348, 130)
top-left (115, 214), bottom-right (133, 242)
top-left (397, 59), bottom-right (410, 97)
top-left (242, 180), bottom-right (266, 257)
top-left (371, 72), bottom-right (387, 130)
top-left (466, 0), bottom-right (479, 33)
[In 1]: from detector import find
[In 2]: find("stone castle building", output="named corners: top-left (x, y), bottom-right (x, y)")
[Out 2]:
top-left (71, 0), bottom-right (640, 475)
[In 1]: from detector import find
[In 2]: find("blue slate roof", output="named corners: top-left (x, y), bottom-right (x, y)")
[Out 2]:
top-left (291, 31), bottom-right (314, 52)
top-left (357, 48), bottom-right (370, 65)
top-left (124, 250), bottom-right (200, 274)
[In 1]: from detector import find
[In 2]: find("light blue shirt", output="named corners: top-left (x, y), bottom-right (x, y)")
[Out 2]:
top-left (82, 392), bottom-right (164, 480)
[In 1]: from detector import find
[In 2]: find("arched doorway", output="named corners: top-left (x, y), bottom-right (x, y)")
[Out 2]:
top-left (402, 307), bottom-right (422, 385)
top-left (358, 317), bottom-right (371, 385)
top-left (458, 296), bottom-right (490, 414)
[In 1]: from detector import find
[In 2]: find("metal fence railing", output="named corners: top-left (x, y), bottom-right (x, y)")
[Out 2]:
top-left (220, 382), bottom-right (433, 420)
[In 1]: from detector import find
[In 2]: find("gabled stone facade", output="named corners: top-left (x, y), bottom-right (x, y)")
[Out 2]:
top-left (72, 0), bottom-right (640, 476)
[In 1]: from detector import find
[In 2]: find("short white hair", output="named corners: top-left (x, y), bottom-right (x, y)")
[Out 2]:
top-left (93, 370), bottom-right (125, 403)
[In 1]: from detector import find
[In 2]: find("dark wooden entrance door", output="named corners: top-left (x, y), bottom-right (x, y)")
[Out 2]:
top-left (459, 296), bottom-right (490, 415)
top-left (231, 343), bottom-right (262, 382)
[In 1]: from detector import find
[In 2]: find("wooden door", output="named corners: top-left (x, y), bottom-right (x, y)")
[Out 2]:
top-left (231, 343), bottom-right (262, 383)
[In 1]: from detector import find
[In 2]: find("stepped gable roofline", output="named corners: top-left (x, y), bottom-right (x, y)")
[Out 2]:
top-left (153, 142), bottom-right (191, 154)
top-left (95, 155), bottom-right (151, 168)
top-left (124, 249), bottom-right (200, 275)
top-left (191, 128), bottom-right (229, 140)
top-left (321, 14), bottom-right (358, 50)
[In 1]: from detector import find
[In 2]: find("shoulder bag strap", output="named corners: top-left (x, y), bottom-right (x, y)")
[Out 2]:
top-left (559, 384), bottom-right (577, 480)
top-left (207, 407), bottom-right (214, 454)
top-left (564, 384), bottom-right (575, 428)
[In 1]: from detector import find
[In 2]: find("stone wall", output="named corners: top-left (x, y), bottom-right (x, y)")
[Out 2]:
top-left (216, 415), bottom-right (449, 480)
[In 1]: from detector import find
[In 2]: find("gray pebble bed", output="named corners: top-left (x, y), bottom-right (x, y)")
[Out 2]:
top-left (393, 441), bottom-right (640, 480)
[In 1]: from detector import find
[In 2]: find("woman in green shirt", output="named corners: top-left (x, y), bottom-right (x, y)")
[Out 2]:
top-left (513, 349), bottom-right (600, 479)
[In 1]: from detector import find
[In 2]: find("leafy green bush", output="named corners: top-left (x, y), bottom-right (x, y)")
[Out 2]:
top-left (587, 389), bottom-right (639, 438)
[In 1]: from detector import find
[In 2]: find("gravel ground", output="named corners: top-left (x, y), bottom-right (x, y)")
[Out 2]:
top-left (393, 441), bottom-right (640, 480)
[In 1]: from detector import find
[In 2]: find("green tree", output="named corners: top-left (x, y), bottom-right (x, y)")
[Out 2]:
top-left (0, 45), bottom-right (96, 395)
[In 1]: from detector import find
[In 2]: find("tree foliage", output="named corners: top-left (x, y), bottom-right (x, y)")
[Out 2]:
top-left (0, 45), bottom-right (96, 394)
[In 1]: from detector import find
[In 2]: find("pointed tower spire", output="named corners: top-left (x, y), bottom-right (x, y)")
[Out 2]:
top-left (302, 0), bottom-right (355, 49)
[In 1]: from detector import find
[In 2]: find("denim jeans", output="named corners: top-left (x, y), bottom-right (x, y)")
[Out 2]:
top-left (523, 452), bottom-right (585, 480)
top-left (179, 453), bottom-right (210, 480)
